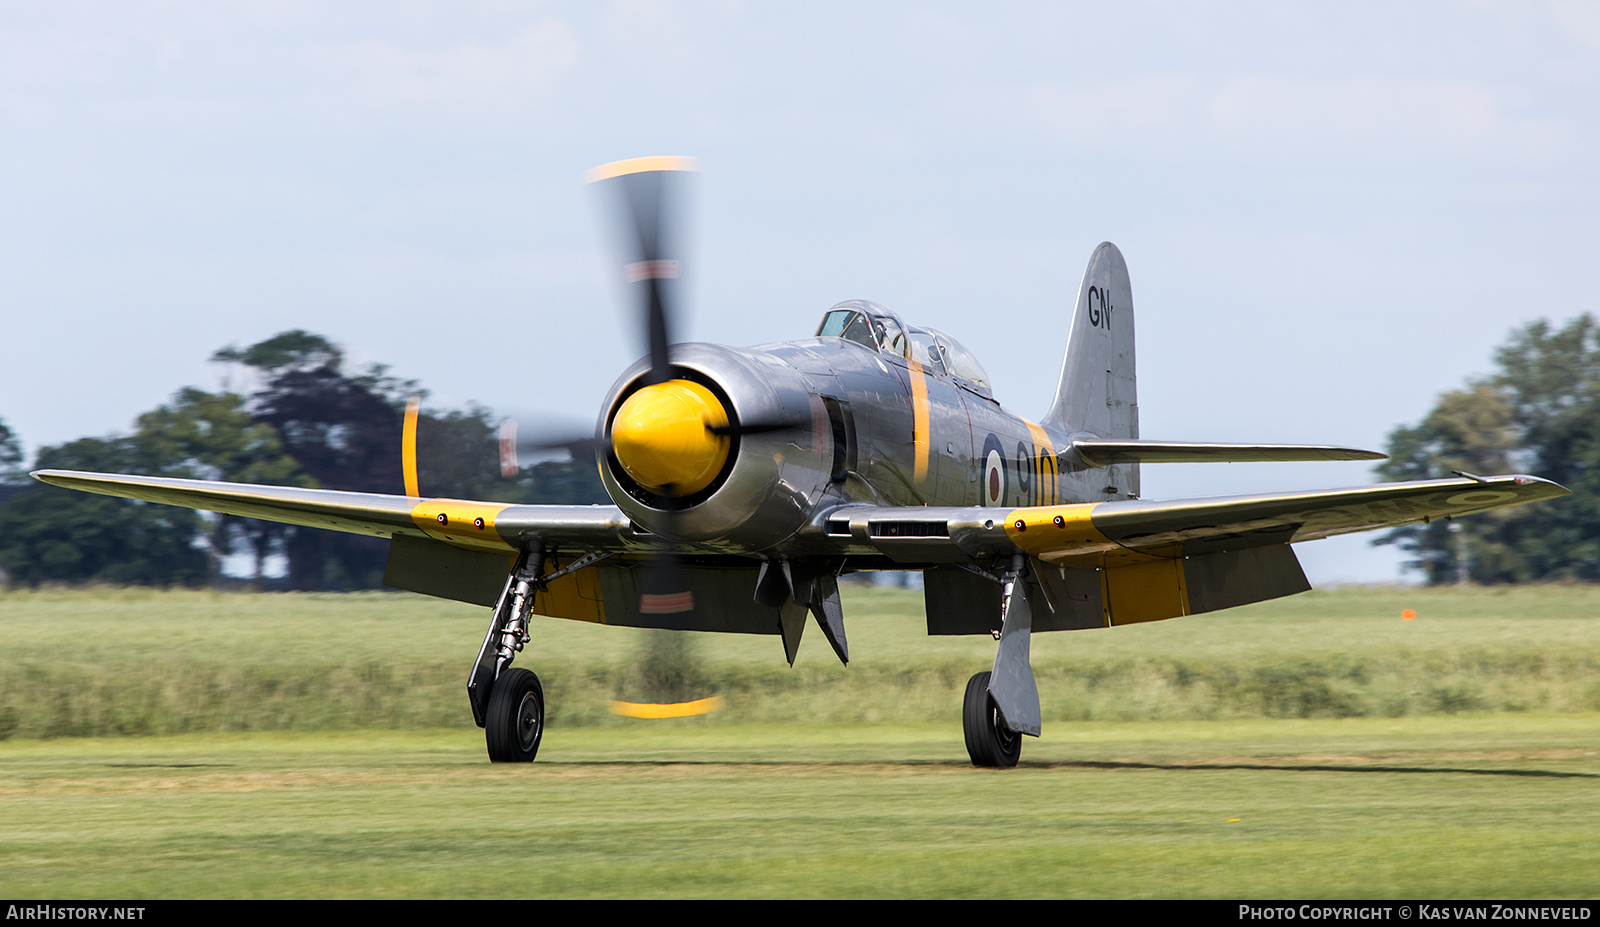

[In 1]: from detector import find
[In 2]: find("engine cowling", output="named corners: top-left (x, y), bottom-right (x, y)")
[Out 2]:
top-left (596, 343), bottom-right (833, 549)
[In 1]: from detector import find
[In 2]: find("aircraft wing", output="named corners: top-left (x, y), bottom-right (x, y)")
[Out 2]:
top-left (29, 469), bottom-right (640, 556)
top-left (835, 473), bottom-right (1567, 631)
top-left (37, 468), bottom-right (1567, 567)
top-left (829, 473), bottom-right (1569, 568)
top-left (32, 468), bottom-right (1570, 631)
top-left (1003, 473), bottom-right (1566, 564)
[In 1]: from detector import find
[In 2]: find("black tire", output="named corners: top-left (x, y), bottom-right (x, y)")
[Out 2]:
top-left (485, 667), bottom-right (544, 763)
top-left (962, 671), bottom-right (1020, 768)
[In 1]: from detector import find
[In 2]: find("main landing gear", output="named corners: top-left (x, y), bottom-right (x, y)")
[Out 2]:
top-left (485, 667), bottom-right (544, 762)
top-left (470, 553), bottom-right (547, 765)
top-left (963, 671), bottom-right (1020, 768)
top-left (962, 553), bottom-right (1041, 769)
top-left (469, 552), bottom-right (545, 763)
top-left (468, 550), bottom-right (611, 763)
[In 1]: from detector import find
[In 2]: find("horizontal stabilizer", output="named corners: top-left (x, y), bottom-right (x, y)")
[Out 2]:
top-left (1069, 439), bottom-right (1385, 467)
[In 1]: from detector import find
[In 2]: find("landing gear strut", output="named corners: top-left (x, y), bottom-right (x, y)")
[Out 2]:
top-left (468, 550), bottom-right (614, 763)
top-left (963, 671), bottom-right (1020, 768)
top-left (469, 552), bottom-right (544, 763)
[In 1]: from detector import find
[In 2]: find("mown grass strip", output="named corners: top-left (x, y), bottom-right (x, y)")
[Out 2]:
top-left (1, 718), bottom-right (1597, 898)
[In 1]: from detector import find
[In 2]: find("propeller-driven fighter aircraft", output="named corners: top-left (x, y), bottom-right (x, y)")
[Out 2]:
top-left (35, 157), bottom-right (1569, 767)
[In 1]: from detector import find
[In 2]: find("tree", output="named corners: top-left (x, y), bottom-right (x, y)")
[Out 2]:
top-left (132, 388), bottom-right (309, 581)
top-left (1377, 315), bottom-right (1600, 583)
top-left (412, 405), bottom-right (610, 506)
top-left (212, 330), bottom-right (613, 589)
top-left (0, 417), bottom-right (23, 485)
top-left (213, 332), bottom-right (408, 590)
top-left (0, 332), bottom-right (614, 589)
top-left (522, 458), bottom-right (610, 505)
top-left (0, 392), bottom-right (306, 588)
top-left (0, 437), bottom-right (210, 587)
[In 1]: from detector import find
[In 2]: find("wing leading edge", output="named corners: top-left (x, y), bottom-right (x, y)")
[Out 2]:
top-left (29, 469), bottom-right (640, 556)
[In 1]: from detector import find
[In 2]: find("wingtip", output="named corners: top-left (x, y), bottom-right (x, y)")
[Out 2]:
top-left (1511, 474), bottom-right (1573, 495)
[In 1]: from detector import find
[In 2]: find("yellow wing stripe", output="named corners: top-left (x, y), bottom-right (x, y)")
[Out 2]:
top-left (1002, 503), bottom-right (1112, 558)
top-left (584, 156), bottom-right (699, 183)
top-left (409, 498), bottom-right (517, 553)
top-left (1004, 503), bottom-right (1193, 625)
top-left (1002, 502), bottom-right (1171, 566)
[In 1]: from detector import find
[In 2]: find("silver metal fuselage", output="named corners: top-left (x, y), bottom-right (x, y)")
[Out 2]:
top-left (595, 336), bottom-right (1114, 561)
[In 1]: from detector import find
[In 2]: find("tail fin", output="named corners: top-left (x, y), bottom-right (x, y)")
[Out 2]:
top-left (1042, 242), bottom-right (1139, 498)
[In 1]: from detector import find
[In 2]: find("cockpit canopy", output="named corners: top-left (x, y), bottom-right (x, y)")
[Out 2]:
top-left (817, 299), bottom-right (906, 356)
top-left (816, 300), bottom-right (992, 396)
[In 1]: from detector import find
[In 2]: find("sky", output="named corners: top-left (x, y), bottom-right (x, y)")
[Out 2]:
top-left (2, 1), bottom-right (1597, 583)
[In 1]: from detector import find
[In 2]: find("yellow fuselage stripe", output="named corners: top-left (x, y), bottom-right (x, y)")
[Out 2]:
top-left (402, 396), bottom-right (421, 498)
top-left (1023, 419), bottom-right (1056, 505)
top-left (909, 357), bottom-right (930, 483)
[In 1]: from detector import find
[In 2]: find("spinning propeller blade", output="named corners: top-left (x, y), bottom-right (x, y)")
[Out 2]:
top-left (585, 157), bottom-right (705, 612)
top-left (403, 395), bottom-right (422, 496)
top-left (488, 158), bottom-right (801, 618)
top-left (585, 156), bottom-right (697, 386)
top-left (497, 418), bottom-right (604, 478)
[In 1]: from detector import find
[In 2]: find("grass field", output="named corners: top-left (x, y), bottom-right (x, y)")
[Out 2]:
top-left (1, 583), bottom-right (1598, 737)
top-left (1, 584), bottom-right (1598, 897)
top-left (2, 718), bottom-right (1596, 898)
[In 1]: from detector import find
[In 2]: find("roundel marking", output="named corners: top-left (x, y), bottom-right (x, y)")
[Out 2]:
top-left (1445, 490), bottom-right (1517, 506)
top-left (981, 434), bottom-right (1007, 507)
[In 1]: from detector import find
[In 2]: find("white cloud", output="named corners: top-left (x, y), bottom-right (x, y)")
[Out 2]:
top-left (311, 20), bottom-right (582, 114)
top-left (1205, 75), bottom-right (1502, 147)
top-left (1015, 72), bottom-right (1561, 166)
top-left (1551, 0), bottom-right (1600, 48)
top-left (1022, 75), bottom-right (1196, 137)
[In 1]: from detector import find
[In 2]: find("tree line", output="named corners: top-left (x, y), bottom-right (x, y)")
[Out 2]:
top-left (1377, 314), bottom-right (1600, 584)
top-left (0, 331), bottom-right (606, 589)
